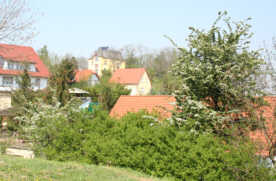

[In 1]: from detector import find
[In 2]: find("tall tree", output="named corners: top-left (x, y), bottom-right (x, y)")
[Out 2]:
top-left (172, 11), bottom-right (265, 135)
top-left (49, 57), bottom-right (78, 106)
top-left (87, 82), bottom-right (130, 111)
top-left (0, 0), bottom-right (36, 43)
top-left (146, 48), bottom-right (179, 94)
top-left (37, 45), bottom-right (52, 69)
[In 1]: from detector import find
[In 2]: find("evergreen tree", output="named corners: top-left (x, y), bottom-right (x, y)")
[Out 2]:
top-left (38, 45), bottom-right (51, 68)
top-left (49, 57), bottom-right (78, 106)
top-left (12, 66), bottom-right (33, 106)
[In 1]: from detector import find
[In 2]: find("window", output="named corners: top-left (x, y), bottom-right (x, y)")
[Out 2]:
top-left (3, 77), bottom-right (13, 87)
top-left (28, 64), bottom-right (36, 72)
top-left (15, 63), bottom-right (24, 70)
top-left (35, 78), bottom-right (40, 88)
top-left (8, 62), bottom-right (14, 70)
top-left (95, 56), bottom-right (98, 61)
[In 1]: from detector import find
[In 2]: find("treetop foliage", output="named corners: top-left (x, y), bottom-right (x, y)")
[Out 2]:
top-left (172, 11), bottom-right (266, 135)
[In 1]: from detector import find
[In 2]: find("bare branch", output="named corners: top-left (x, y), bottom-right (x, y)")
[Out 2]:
top-left (0, 0), bottom-right (36, 43)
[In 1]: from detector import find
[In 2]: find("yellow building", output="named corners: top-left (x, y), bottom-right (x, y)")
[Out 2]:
top-left (88, 47), bottom-right (125, 77)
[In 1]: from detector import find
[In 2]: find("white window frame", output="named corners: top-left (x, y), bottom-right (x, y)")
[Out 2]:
top-left (8, 62), bottom-right (14, 70)
top-left (28, 64), bottom-right (36, 72)
top-left (3, 76), bottom-right (13, 87)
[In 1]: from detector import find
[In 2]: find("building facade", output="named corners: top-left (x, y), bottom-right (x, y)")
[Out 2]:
top-left (88, 47), bottom-right (125, 77)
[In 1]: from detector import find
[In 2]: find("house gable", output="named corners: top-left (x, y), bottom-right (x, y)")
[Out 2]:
top-left (137, 72), bottom-right (151, 95)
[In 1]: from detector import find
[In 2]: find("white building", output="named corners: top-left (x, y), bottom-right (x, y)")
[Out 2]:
top-left (0, 44), bottom-right (49, 92)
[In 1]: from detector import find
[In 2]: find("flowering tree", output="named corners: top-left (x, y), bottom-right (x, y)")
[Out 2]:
top-left (15, 89), bottom-right (82, 141)
top-left (172, 11), bottom-right (266, 135)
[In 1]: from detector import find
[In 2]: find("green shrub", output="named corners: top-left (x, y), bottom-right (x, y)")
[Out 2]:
top-left (6, 117), bottom-right (21, 133)
top-left (0, 142), bottom-right (9, 154)
top-left (29, 110), bottom-right (274, 181)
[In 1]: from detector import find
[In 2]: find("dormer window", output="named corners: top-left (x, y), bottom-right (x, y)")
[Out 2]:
top-left (28, 64), bottom-right (36, 72)
top-left (4, 61), bottom-right (36, 72)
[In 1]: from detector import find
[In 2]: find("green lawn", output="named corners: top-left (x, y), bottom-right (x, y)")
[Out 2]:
top-left (0, 155), bottom-right (173, 181)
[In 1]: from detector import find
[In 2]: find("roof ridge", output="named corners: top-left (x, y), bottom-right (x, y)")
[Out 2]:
top-left (0, 43), bottom-right (32, 49)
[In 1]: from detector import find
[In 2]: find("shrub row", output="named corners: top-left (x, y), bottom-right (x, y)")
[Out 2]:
top-left (33, 110), bottom-right (274, 181)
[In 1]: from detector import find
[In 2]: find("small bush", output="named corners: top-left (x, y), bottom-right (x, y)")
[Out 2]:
top-left (0, 142), bottom-right (9, 154)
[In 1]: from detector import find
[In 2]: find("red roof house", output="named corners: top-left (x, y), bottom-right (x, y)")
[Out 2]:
top-left (75, 69), bottom-right (99, 86)
top-left (110, 95), bottom-right (176, 118)
top-left (0, 44), bottom-right (49, 91)
top-left (109, 68), bottom-right (151, 95)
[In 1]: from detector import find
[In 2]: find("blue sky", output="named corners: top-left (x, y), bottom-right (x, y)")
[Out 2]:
top-left (28, 0), bottom-right (276, 57)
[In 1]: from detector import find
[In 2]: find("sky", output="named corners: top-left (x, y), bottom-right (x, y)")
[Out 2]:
top-left (27, 0), bottom-right (276, 58)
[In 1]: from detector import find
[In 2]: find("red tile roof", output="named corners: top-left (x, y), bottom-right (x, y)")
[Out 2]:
top-left (110, 95), bottom-right (176, 118)
top-left (110, 95), bottom-right (276, 157)
top-left (109, 68), bottom-right (146, 84)
top-left (75, 69), bottom-right (98, 82)
top-left (250, 96), bottom-right (276, 157)
top-left (0, 44), bottom-right (49, 78)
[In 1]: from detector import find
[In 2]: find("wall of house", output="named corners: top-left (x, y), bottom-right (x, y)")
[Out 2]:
top-left (89, 74), bottom-right (99, 86)
top-left (88, 56), bottom-right (125, 77)
top-left (30, 77), bottom-right (48, 90)
top-left (0, 91), bottom-right (11, 110)
top-left (137, 72), bottom-right (151, 95)
top-left (0, 75), bottom-right (47, 91)
top-left (1, 59), bottom-right (36, 72)
top-left (125, 85), bottom-right (138, 96)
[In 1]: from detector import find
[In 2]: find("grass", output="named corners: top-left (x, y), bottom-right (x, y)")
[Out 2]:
top-left (0, 155), bottom-right (173, 181)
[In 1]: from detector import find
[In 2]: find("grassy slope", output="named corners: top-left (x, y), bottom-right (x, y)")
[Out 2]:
top-left (0, 155), bottom-right (173, 181)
